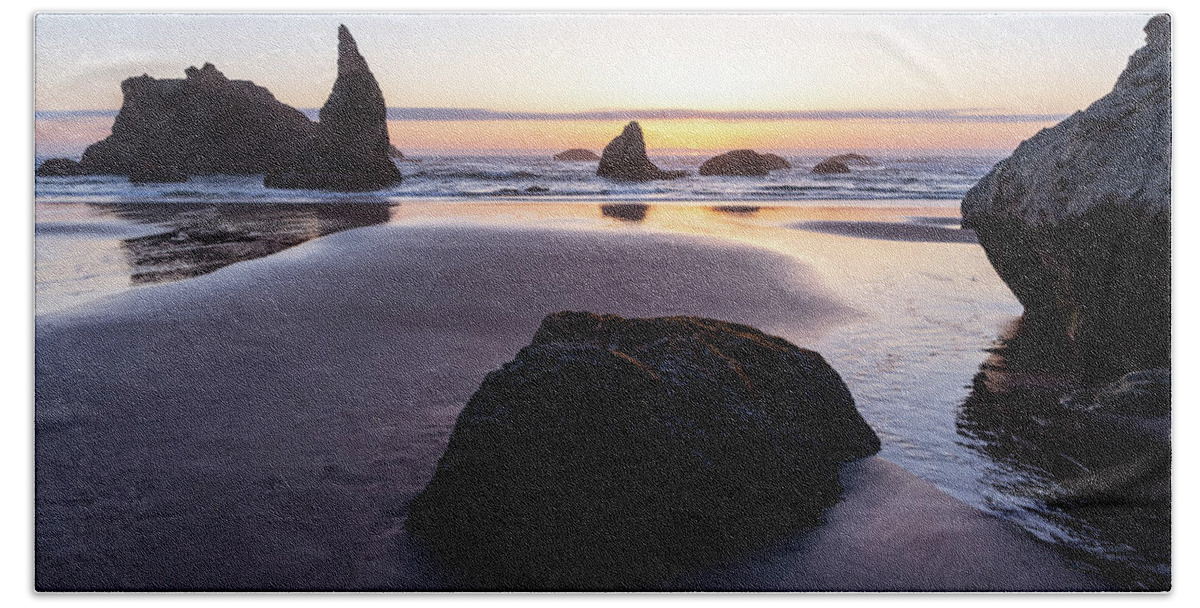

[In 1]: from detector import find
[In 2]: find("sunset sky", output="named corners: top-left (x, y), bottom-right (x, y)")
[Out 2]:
top-left (34, 12), bottom-right (1153, 154)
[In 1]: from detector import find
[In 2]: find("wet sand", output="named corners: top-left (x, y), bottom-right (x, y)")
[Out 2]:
top-left (35, 203), bottom-right (1099, 590)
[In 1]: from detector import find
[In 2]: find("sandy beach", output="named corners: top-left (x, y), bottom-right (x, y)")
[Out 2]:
top-left (34, 201), bottom-right (1113, 590)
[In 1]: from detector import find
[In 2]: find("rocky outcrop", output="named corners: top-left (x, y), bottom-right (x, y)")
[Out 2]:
top-left (554, 148), bottom-right (600, 161)
top-left (387, 144), bottom-right (404, 159)
top-left (827, 153), bottom-right (874, 166)
top-left (597, 122), bottom-right (687, 181)
top-left (35, 158), bottom-right (89, 177)
top-left (960, 14), bottom-right (1171, 378)
top-left (266, 26), bottom-right (401, 191)
top-left (761, 153), bottom-right (792, 170)
top-left (405, 311), bottom-right (880, 589)
top-left (812, 158), bottom-right (851, 174)
top-left (59, 63), bottom-right (317, 182)
top-left (698, 149), bottom-right (783, 176)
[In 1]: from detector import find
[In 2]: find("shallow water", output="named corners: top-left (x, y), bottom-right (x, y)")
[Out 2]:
top-left (33, 199), bottom-right (1166, 589)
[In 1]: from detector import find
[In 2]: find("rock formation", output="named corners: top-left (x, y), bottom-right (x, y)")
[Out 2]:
top-left (961, 14), bottom-right (1170, 378)
top-left (761, 153), bottom-right (792, 170)
top-left (41, 63), bottom-right (318, 182)
top-left (405, 311), bottom-right (880, 589)
top-left (812, 158), bottom-right (851, 174)
top-left (698, 149), bottom-right (782, 176)
top-left (597, 122), bottom-right (687, 181)
top-left (827, 153), bottom-right (874, 166)
top-left (266, 25), bottom-right (401, 191)
top-left (554, 148), bottom-right (600, 161)
top-left (35, 158), bottom-right (89, 177)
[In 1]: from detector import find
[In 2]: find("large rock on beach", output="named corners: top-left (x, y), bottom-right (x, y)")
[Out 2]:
top-left (554, 148), bottom-right (600, 161)
top-left (75, 63), bottom-right (317, 181)
top-left (761, 153), bottom-right (792, 170)
top-left (597, 121), bottom-right (687, 181)
top-left (699, 149), bottom-right (780, 176)
top-left (961, 14), bottom-right (1171, 378)
top-left (266, 26), bottom-right (401, 191)
top-left (405, 311), bottom-right (880, 589)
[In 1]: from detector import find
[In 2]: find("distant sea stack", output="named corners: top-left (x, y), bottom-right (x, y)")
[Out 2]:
top-left (266, 25), bottom-right (401, 191)
top-left (406, 311), bottom-right (880, 589)
top-left (961, 14), bottom-right (1171, 378)
top-left (554, 148), bottom-right (600, 161)
top-left (597, 121), bottom-right (687, 181)
top-left (36, 63), bottom-right (318, 181)
top-left (699, 150), bottom-right (788, 176)
top-left (811, 153), bottom-right (873, 175)
top-left (812, 158), bottom-right (851, 174)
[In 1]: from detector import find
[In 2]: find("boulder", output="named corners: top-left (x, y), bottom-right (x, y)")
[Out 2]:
top-left (405, 311), bottom-right (880, 589)
top-left (35, 158), bottom-right (89, 177)
top-left (761, 153), bottom-right (792, 170)
top-left (554, 148), bottom-right (600, 161)
top-left (698, 149), bottom-right (777, 176)
top-left (78, 63), bottom-right (317, 179)
top-left (826, 153), bottom-right (874, 166)
top-left (387, 144), bottom-right (405, 159)
top-left (596, 121), bottom-right (687, 181)
top-left (266, 26), bottom-right (401, 191)
top-left (960, 14), bottom-right (1170, 378)
top-left (812, 158), bottom-right (851, 174)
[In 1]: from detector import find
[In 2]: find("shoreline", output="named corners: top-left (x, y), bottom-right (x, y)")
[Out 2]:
top-left (33, 205), bottom-right (1127, 590)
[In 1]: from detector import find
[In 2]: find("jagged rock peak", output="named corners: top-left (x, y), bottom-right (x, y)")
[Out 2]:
top-left (184, 63), bottom-right (227, 83)
top-left (337, 24), bottom-right (369, 75)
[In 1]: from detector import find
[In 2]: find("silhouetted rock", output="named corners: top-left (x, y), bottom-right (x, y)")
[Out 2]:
top-left (35, 158), bottom-right (88, 177)
top-left (961, 14), bottom-right (1170, 378)
top-left (597, 122), bottom-right (687, 181)
top-left (826, 153), bottom-right (874, 166)
top-left (78, 63), bottom-right (317, 180)
top-left (128, 162), bottom-right (188, 184)
top-left (266, 26), bottom-right (401, 192)
top-left (406, 311), bottom-right (880, 589)
top-left (554, 148), bottom-right (600, 161)
top-left (387, 144), bottom-right (404, 159)
top-left (761, 153), bottom-right (792, 170)
top-left (699, 149), bottom-right (777, 176)
top-left (812, 158), bottom-right (851, 174)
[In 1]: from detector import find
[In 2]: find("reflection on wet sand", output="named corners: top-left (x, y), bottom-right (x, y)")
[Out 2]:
top-left (713, 205), bottom-right (761, 214)
top-left (104, 203), bottom-right (392, 284)
top-left (600, 203), bottom-right (649, 222)
top-left (956, 318), bottom-right (1170, 590)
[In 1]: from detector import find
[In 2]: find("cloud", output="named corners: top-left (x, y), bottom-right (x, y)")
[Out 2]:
top-left (36, 107), bottom-right (1067, 124)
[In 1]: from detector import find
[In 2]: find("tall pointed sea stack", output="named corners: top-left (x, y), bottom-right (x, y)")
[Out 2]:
top-left (266, 25), bottom-right (401, 192)
top-left (597, 121), bottom-right (687, 181)
top-left (961, 14), bottom-right (1170, 378)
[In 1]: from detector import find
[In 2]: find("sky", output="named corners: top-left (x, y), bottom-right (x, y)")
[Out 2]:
top-left (34, 12), bottom-right (1154, 153)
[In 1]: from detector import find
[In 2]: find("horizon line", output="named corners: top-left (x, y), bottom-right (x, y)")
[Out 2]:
top-left (35, 107), bottom-right (1070, 124)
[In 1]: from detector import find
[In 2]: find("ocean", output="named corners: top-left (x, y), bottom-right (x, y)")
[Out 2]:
top-left (35, 152), bottom-right (1001, 205)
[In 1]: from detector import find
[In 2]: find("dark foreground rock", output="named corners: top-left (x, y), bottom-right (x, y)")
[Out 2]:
top-left (266, 26), bottom-right (401, 191)
top-left (597, 122), bottom-right (687, 181)
top-left (699, 149), bottom-right (783, 176)
top-left (405, 312), bottom-right (880, 589)
top-left (960, 15), bottom-right (1170, 379)
top-left (554, 148), bottom-right (600, 161)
